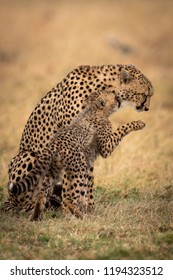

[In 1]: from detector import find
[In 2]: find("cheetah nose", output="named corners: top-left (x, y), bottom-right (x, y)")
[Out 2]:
top-left (144, 107), bottom-right (149, 111)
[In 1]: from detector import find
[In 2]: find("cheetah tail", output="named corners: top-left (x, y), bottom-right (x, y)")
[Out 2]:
top-left (8, 172), bottom-right (39, 195)
top-left (8, 149), bottom-right (52, 196)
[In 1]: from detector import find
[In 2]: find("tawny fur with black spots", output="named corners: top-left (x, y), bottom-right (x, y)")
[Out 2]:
top-left (9, 91), bottom-right (145, 220)
top-left (4, 64), bottom-right (153, 213)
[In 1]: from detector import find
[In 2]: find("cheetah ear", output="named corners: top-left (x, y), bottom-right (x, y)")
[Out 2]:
top-left (96, 98), bottom-right (105, 109)
top-left (120, 70), bottom-right (132, 84)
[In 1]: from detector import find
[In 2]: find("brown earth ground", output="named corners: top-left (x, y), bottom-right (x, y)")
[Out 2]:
top-left (0, 0), bottom-right (173, 259)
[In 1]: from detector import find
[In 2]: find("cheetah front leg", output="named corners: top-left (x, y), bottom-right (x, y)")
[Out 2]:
top-left (98, 120), bottom-right (145, 158)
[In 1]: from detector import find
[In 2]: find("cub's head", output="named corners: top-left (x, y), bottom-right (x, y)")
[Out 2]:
top-left (88, 91), bottom-right (119, 117)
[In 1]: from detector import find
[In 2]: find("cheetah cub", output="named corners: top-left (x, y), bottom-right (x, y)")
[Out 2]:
top-left (9, 91), bottom-right (145, 220)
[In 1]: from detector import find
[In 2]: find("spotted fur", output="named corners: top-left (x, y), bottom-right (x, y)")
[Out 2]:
top-left (9, 91), bottom-right (145, 220)
top-left (3, 64), bottom-right (153, 212)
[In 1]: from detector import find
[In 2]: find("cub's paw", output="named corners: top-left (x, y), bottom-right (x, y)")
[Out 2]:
top-left (132, 120), bottom-right (145, 130)
top-left (136, 120), bottom-right (145, 130)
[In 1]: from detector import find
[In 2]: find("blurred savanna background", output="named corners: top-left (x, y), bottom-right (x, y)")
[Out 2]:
top-left (0, 0), bottom-right (173, 259)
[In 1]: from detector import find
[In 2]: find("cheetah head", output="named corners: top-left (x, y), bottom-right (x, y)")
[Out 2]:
top-left (102, 64), bottom-right (154, 112)
top-left (77, 64), bottom-right (153, 113)
top-left (65, 64), bottom-right (153, 114)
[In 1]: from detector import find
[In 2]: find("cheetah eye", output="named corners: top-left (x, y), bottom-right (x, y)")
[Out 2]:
top-left (96, 99), bottom-right (105, 109)
top-left (100, 100), bottom-right (105, 107)
top-left (120, 70), bottom-right (132, 84)
top-left (123, 77), bottom-right (128, 84)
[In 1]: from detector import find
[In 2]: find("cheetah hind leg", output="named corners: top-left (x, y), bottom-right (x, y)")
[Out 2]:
top-left (2, 193), bottom-right (19, 212)
top-left (30, 172), bottom-right (62, 220)
top-left (61, 169), bottom-right (89, 219)
top-left (86, 166), bottom-right (95, 212)
top-left (29, 175), bottom-right (48, 221)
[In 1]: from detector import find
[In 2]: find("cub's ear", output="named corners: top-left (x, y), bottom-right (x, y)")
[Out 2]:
top-left (96, 98), bottom-right (105, 109)
top-left (120, 70), bottom-right (132, 84)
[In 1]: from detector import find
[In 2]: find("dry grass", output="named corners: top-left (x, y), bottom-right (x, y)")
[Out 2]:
top-left (0, 0), bottom-right (173, 259)
top-left (0, 185), bottom-right (173, 260)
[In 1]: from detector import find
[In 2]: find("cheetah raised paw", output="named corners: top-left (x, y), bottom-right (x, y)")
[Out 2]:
top-left (131, 120), bottom-right (145, 131)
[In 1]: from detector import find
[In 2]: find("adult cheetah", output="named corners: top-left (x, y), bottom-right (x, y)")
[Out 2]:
top-left (9, 91), bottom-right (145, 220)
top-left (4, 64), bottom-right (153, 212)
